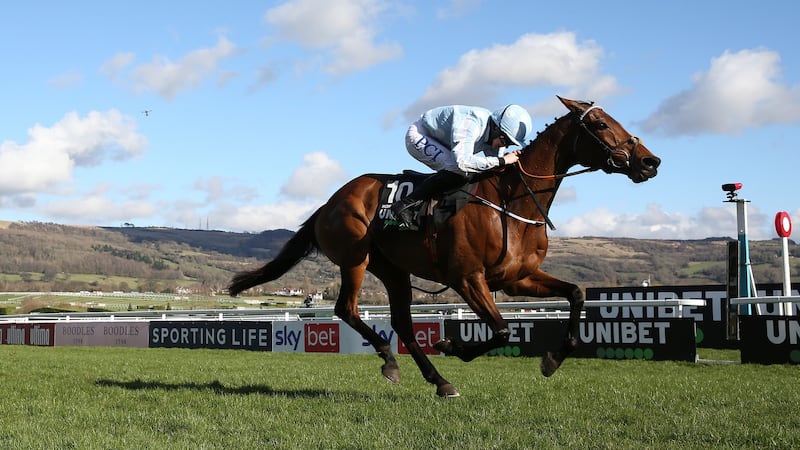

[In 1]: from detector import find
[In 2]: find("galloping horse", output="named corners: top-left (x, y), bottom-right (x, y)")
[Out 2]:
top-left (228, 97), bottom-right (661, 397)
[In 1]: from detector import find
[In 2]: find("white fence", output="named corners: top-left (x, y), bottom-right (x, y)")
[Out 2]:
top-left (0, 299), bottom-right (705, 323)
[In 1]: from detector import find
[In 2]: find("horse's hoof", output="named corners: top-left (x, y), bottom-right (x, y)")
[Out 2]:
top-left (436, 384), bottom-right (460, 398)
top-left (540, 352), bottom-right (561, 377)
top-left (433, 338), bottom-right (454, 354)
top-left (381, 365), bottom-right (400, 384)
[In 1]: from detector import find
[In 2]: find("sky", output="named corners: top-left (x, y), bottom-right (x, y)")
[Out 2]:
top-left (1, 1), bottom-right (799, 241)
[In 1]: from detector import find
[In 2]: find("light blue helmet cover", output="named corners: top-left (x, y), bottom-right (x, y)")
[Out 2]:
top-left (491, 104), bottom-right (532, 146)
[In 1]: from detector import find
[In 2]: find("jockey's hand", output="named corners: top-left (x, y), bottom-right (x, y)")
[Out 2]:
top-left (500, 150), bottom-right (521, 167)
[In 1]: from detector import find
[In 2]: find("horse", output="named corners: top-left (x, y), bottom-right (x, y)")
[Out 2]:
top-left (228, 96), bottom-right (661, 397)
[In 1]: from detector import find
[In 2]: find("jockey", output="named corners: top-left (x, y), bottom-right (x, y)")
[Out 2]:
top-left (390, 104), bottom-right (533, 227)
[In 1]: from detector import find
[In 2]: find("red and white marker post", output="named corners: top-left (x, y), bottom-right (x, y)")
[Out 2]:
top-left (774, 211), bottom-right (794, 316)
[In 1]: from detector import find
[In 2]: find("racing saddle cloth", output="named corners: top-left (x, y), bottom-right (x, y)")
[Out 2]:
top-left (376, 171), bottom-right (476, 231)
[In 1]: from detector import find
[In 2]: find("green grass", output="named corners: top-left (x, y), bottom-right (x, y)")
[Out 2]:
top-left (0, 346), bottom-right (797, 449)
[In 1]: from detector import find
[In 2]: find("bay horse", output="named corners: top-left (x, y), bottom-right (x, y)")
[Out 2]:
top-left (228, 96), bottom-right (661, 397)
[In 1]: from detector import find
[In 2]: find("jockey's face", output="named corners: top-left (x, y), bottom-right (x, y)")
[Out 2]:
top-left (498, 133), bottom-right (514, 148)
top-left (489, 120), bottom-right (513, 150)
top-left (492, 133), bottom-right (514, 150)
top-left (491, 136), bottom-right (504, 149)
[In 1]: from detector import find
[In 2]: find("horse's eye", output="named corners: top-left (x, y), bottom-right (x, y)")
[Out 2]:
top-left (592, 122), bottom-right (609, 131)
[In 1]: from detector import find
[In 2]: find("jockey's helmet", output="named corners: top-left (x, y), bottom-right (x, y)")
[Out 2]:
top-left (491, 104), bottom-right (532, 147)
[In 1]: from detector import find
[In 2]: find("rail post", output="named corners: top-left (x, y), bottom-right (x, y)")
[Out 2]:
top-left (723, 183), bottom-right (753, 315)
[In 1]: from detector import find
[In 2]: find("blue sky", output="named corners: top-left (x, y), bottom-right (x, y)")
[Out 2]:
top-left (1, 1), bottom-right (799, 240)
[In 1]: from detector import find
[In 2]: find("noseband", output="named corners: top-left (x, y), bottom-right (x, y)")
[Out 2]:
top-left (575, 105), bottom-right (640, 170)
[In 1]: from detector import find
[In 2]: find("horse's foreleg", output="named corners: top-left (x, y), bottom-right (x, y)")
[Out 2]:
top-left (334, 263), bottom-right (400, 384)
top-left (540, 285), bottom-right (583, 377)
top-left (433, 273), bottom-right (511, 362)
top-left (434, 328), bottom-right (511, 362)
top-left (503, 272), bottom-right (584, 377)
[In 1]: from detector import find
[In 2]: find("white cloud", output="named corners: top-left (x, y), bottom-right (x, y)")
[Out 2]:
top-left (216, 71), bottom-right (239, 87)
top-left (280, 152), bottom-right (349, 200)
top-left (48, 71), bottom-right (83, 90)
top-left (207, 200), bottom-right (321, 232)
top-left (264, 0), bottom-right (402, 75)
top-left (553, 186), bottom-right (577, 204)
top-left (132, 37), bottom-right (238, 100)
top-left (42, 194), bottom-right (158, 224)
top-left (140, 152), bottom-right (348, 231)
top-left (0, 110), bottom-right (147, 197)
top-left (405, 32), bottom-right (620, 119)
top-left (31, 110), bottom-right (147, 166)
top-left (193, 176), bottom-right (259, 203)
top-left (99, 52), bottom-right (135, 80)
top-left (640, 48), bottom-right (800, 136)
top-left (247, 65), bottom-right (278, 93)
top-left (436, 0), bottom-right (480, 19)
top-left (0, 140), bottom-right (73, 195)
top-left (120, 183), bottom-right (159, 202)
top-left (101, 38), bottom-right (239, 100)
top-left (551, 203), bottom-right (778, 240)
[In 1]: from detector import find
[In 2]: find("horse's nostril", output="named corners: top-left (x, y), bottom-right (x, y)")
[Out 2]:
top-left (643, 156), bottom-right (661, 169)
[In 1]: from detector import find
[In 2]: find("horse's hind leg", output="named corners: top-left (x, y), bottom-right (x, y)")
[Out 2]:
top-left (314, 194), bottom-right (400, 383)
top-left (390, 295), bottom-right (459, 397)
top-left (368, 253), bottom-right (458, 397)
top-left (333, 263), bottom-right (400, 384)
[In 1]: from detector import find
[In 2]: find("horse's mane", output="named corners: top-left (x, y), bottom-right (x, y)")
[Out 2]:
top-left (519, 108), bottom-right (581, 157)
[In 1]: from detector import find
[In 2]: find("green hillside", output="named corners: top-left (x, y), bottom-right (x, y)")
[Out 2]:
top-left (1, 221), bottom-right (798, 308)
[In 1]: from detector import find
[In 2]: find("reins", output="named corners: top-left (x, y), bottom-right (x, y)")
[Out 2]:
top-left (511, 142), bottom-right (599, 230)
top-left (465, 161), bottom-right (579, 231)
top-left (472, 105), bottom-right (621, 229)
top-left (515, 166), bottom-right (556, 229)
top-left (515, 162), bottom-right (598, 180)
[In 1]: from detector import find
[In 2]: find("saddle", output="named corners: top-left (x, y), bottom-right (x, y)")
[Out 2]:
top-left (376, 171), bottom-right (477, 231)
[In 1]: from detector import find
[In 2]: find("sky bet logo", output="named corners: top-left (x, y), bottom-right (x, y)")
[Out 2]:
top-left (304, 323), bottom-right (339, 353)
top-left (274, 323), bottom-right (340, 352)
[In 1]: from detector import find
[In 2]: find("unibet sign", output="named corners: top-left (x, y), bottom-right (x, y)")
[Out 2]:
top-left (443, 318), bottom-right (696, 362)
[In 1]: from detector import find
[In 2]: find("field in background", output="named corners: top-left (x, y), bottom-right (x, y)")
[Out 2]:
top-left (1, 346), bottom-right (797, 448)
top-left (0, 292), bottom-right (321, 315)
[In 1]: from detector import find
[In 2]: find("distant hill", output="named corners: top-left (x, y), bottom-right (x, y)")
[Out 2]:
top-left (103, 226), bottom-right (295, 259)
top-left (0, 221), bottom-right (797, 303)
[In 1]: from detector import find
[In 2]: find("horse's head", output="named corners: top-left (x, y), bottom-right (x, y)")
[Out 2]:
top-left (558, 96), bottom-right (660, 183)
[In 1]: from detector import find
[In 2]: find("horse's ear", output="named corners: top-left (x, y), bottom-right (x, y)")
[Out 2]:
top-left (557, 96), bottom-right (580, 113)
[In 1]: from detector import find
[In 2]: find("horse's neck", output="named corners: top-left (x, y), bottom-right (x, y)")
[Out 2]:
top-left (510, 118), bottom-right (573, 217)
top-left (529, 116), bottom-right (574, 174)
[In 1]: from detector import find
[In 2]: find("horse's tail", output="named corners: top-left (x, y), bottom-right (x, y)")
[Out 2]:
top-left (227, 209), bottom-right (321, 297)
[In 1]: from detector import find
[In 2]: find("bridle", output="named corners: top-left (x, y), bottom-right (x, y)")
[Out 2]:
top-left (575, 104), bottom-right (640, 171)
top-left (503, 104), bottom-right (642, 230)
top-left (515, 104), bottom-right (640, 180)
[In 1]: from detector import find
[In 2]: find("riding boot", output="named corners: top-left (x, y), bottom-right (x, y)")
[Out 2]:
top-left (390, 171), bottom-right (467, 227)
